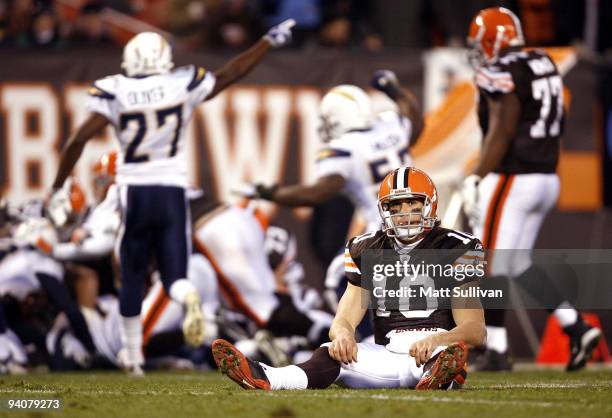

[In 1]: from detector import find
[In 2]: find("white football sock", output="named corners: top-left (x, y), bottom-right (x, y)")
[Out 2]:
top-left (554, 303), bottom-right (579, 328)
top-left (260, 364), bottom-right (308, 390)
top-left (169, 279), bottom-right (198, 305)
top-left (485, 326), bottom-right (508, 353)
top-left (120, 315), bottom-right (144, 366)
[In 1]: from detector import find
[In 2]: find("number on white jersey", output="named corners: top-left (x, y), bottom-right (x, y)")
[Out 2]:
top-left (120, 105), bottom-right (183, 163)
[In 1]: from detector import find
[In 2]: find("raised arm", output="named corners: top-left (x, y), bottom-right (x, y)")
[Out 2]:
top-left (371, 70), bottom-right (424, 144)
top-left (52, 112), bottom-right (109, 191)
top-left (251, 174), bottom-right (345, 207)
top-left (207, 19), bottom-right (295, 99)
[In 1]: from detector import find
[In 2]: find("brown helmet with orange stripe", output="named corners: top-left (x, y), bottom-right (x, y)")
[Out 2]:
top-left (378, 167), bottom-right (438, 242)
top-left (467, 7), bottom-right (524, 69)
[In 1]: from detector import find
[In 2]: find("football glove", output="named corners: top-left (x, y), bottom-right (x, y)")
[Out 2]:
top-left (370, 69), bottom-right (401, 98)
top-left (460, 174), bottom-right (481, 227)
top-left (253, 183), bottom-right (279, 201)
top-left (263, 18), bottom-right (296, 48)
top-left (233, 183), bottom-right (278, 201)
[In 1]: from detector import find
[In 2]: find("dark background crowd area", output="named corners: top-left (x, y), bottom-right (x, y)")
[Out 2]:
top-left (1, 0), bottom-right (611, 55)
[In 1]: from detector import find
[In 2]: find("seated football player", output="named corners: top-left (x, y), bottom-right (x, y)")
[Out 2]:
top-left (212, 167), bottom-right (486, 391)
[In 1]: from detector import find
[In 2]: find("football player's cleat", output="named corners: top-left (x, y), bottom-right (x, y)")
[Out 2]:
top-left (117, 348), bottom-right (145, 377)
top-left (566, 322), bottom-right (602, 371)
top-left (125, 364), bottom-right (145, 377)
top-left (440, 363), bottom-right (468, 390)
top-left (212, 339), bottom-right (271, 390)
top-left (416, 342), bottom-right (468, 391)
top-left (254, 330), bottom-right (291, 367)
top-left (182, 291), bottom-right (206, 347)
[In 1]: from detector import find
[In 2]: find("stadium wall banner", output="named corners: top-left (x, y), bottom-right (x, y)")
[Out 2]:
top-left (0, 47), bottom-right (599, 211)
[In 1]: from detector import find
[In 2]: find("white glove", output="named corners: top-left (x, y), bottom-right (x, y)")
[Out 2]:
top-left (460, 174), bottom-right (482, 227)
top-left (263, 18), bottom-right (296, 48)
top-left (47, 188), bottom-right (71, 227)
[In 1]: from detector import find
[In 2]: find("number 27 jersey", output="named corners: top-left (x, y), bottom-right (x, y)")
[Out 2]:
top-left (86, 65), bottom-right (216, 187)
top-left (476, 49), bottom-right (564, 174)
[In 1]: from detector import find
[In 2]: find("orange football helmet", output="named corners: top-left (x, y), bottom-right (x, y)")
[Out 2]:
top-left (93, 151), bottom-right (117, 201)
top-left (69, 178), bottom-right (87, 216)
top-left (378, 167), bottom-right (438, 240)
top-left (467, 7), bottom-right (524, 67)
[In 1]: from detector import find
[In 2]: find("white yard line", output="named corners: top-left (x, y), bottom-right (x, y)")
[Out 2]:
top-left (244, 390), bottom-right (598, 409)
top-left (0, 389), bottom-right (216, 396)
top-left (478, 382), bottom-right (612, 389)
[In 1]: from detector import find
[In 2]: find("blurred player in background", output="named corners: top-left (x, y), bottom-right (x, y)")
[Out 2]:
top-left (46, 250), bottom-right (220, 370)
top-left (212, 167), bottom-right (485, 391)
top-left (48, 20), bottom-right (296, 375)
top-left (0, 215), bottom-right (97, 373)
top-left (249, 70), bottom-right (423, 233)
top-left (52, 152), bottom-right (121, 296)
top-left (190, 196), bottom-right (334, 356)
top-left (460, 7), bottom-right (601, 371)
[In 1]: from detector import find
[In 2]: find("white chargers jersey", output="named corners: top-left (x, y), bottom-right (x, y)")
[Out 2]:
top-left (314, 111), bottom-right (412, 231)
top-left (0, 249), bottom-right (64, 301)
top-left (87, 66), bottom-right (216, 187)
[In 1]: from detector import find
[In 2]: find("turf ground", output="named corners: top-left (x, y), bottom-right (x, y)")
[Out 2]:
top-left (0, 369), bottom-right (611, 418)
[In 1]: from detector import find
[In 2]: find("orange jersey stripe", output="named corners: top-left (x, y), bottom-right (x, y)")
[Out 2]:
top-left (488, 175), bottom-right (514, 250)
top-left (483, 175), bottom-right (507, 249)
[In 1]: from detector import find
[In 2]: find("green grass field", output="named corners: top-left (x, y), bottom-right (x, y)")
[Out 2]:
top-left (1, 369), bottom-right (611, 418)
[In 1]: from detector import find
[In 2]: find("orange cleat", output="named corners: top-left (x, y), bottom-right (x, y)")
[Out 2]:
top-left (212, 339), bottom-right (271, 390)
top-left (416, 342), bottom-right (468, 391)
